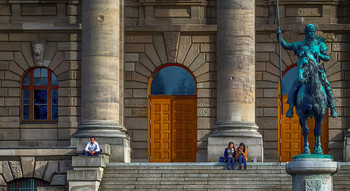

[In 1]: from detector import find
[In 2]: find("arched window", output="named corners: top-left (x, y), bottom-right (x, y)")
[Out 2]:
top-left (150, 66), bottom-right (196, 95)
top-left (22, 67), bottom-right (58, 121)
top-left (8, 178), bottom-right (50, 191)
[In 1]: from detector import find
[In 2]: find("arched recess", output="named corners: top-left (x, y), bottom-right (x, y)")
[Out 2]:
top-left (148, 64), bottom-right (197, 162)
top-left (278, 64), bottom-right (329, 162)
top-left (8, 178), bottom-right (50, 191)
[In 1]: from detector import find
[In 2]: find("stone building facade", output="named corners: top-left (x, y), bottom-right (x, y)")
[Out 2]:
top-left (0, 0), bottom-right (349, 189)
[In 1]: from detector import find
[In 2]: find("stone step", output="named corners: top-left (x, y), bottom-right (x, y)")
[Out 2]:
top-left (104, 169), bottom-right (285, 174)
top-left (99, 163), bottom-right (350, 191)
top-left (100, 189), bottom-right (292, 191)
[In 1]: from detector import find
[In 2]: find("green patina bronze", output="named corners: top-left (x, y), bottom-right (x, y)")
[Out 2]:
top-left (293, 154), bottom-right (333, 160)
top-left (277, 24), bottom-right (339, 155)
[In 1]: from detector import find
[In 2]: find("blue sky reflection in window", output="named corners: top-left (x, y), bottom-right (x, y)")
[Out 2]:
top-left (151, 66), bottom-right (196, 95)
top-left (282, 66), bottom-right (297, 95)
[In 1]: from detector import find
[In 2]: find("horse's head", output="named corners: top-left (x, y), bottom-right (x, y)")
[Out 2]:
top-left (299, 52), bottom-right (321, 83)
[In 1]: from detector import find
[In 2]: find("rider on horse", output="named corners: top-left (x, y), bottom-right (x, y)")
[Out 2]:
top-left (277, 24), bottom-right (338, 118)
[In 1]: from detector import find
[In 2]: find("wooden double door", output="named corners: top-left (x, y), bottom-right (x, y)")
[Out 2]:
top-left (279, 95), bottom-right (329, 162)
top-left (148, 95), bottom-right (197, 162)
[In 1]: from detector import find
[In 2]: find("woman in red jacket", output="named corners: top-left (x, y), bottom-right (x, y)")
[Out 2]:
top-left (236, 143), bottom-right (247, 170)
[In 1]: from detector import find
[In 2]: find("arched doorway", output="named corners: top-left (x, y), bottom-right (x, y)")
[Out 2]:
top-left (148, 64), bottom-right (197, 162)
top-left (278, 65), bottom-right (329, 162)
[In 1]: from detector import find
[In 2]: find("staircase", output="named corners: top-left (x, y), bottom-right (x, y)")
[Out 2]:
top-left (99, 162), bottom-right (350, 191)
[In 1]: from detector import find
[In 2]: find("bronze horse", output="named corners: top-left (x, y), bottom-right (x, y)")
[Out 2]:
top-left (295, 53), bottom-right (327, 155)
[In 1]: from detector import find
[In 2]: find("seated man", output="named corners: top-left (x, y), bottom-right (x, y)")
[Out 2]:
top-left (82, 137), bottom-right (101, 156)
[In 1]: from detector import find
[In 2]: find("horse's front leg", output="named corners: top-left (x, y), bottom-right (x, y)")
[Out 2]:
top-left (299, 118), bottom-right (311, 154)
top-left (313, 116), bottom-right (324, 154)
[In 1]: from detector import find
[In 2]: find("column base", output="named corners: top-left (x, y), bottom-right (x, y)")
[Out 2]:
top-left (72, 120), bottom-right (131, 162)
top-left (73, 120), bottom-right (126, 138)
top-left (286, 155), bottom-right (339, 191)
top-left (207, 121), bottom-right (263, 162)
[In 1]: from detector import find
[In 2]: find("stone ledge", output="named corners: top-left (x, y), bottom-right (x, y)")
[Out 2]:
top-left (67, 170), bottom-right (102, 181)
top-left (72, 156), bottom-right (105, 168)
top-left (0, 148), bottom-right (76, 156)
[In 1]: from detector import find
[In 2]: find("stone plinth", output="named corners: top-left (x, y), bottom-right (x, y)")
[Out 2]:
top-left (68, 156), bottom-right (105, 191)
top-left (286, 155), bottom-right (339, 191)
top-left (208, 121), bottom-right (263, 162)
top-left (345, 135), bottom-right (350, 161)
top-left (208, 0), bottom-right (263, 161)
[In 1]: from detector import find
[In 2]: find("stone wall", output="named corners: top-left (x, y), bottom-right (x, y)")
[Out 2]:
top-left (124, 33), bottom-right (216, 162)
top-left (124, 0), bottom-right (217, 162)
top-left (255, 0), bottom-right (350, 161)
top-left (0, 0), bottom-right (81, 147)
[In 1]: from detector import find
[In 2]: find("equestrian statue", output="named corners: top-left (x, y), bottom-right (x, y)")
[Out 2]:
top-left (277, 24), bottom-right (338, 155)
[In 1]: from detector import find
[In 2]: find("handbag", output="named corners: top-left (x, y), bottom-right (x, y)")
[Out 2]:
top-left (219, 156), bottom-right (225, 162)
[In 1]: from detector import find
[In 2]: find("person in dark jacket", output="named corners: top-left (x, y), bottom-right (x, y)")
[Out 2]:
top-left (224, 142), bottom-right (236, 170)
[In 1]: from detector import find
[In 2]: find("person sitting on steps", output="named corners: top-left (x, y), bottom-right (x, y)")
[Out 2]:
top-left (82, 137), bottom-right (102, 156)
top-left (236, 143), bottom-right (247, 170)
top-left (224, 142), bottom-right (236, 170)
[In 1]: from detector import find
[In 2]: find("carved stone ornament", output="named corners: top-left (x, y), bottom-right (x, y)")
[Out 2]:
top-left (305, 178), bottom-right (322, 191)
top-left (31, 39), bottom-right (46, 66)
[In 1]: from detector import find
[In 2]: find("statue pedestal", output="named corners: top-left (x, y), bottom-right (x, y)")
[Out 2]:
top-left (286, 155), bottom-right (339, 191)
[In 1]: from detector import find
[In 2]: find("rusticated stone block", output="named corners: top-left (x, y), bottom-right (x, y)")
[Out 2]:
top-left (2, 161), bottom-right (13, 182)
top-left (0, 175), bottom-right (6, 186)
top-left (9, 161), bottom-right (22, 179)
top-left (0, 52), bottom-right (13, 61)
top-left (43, 161), bottom-right (58, 181)
top-left (59, 160), bottom-right (72, 174)
top-left (183, 44), bottom-right (200, 67)
top-left (164, 32), bottom-right (180, 63)
top-left (34, 161), bottom-right (48, 179)
top-left (145, 44), bottom-right (161, 67)
top-left (177, 35), bottom-right (191, 64)
top-left (153, 35), bottom-right (167, 64)
top-left (50, 174), bottom-right (66, 186)
top-left (21, 157), bottom-right (35, 178)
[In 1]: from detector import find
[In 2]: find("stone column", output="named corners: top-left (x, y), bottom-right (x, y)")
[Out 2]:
top-left (207, 0), bottom-right (263, 161)
top-left (73, 0), bottom-right (130, 162)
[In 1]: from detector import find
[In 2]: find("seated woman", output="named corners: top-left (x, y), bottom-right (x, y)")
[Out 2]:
top-left (236, 143), bottom-right (247, 170)
top-left (82, 137), bottom-right (102, 156)
top-left (224, 142), bottom-right (236, 170)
